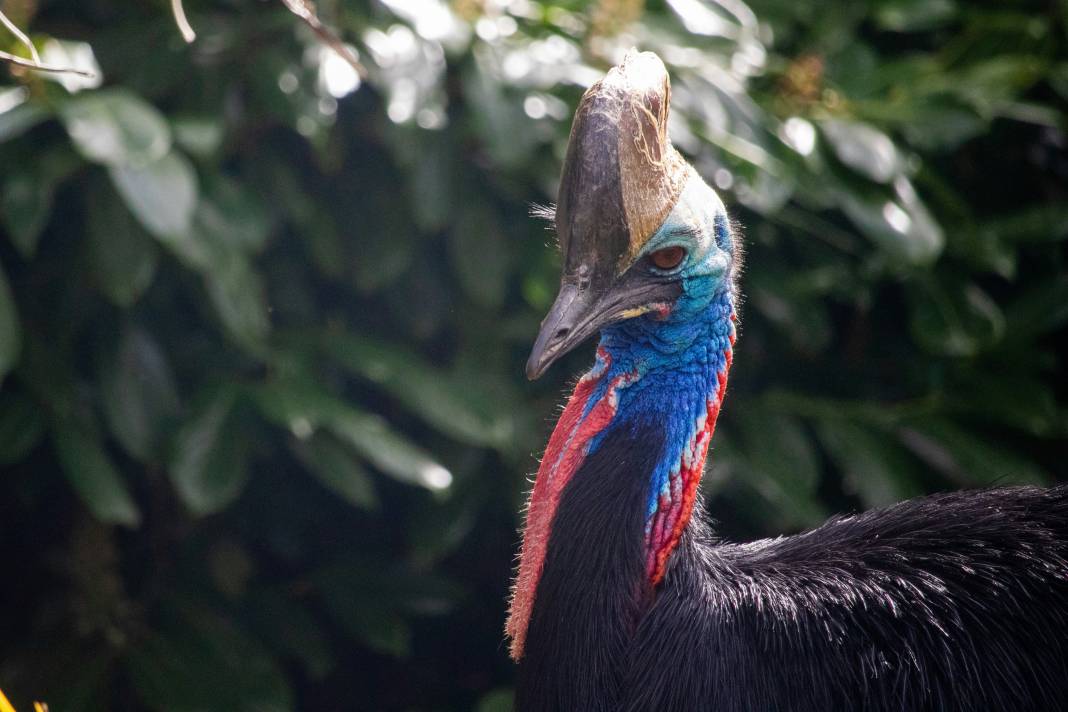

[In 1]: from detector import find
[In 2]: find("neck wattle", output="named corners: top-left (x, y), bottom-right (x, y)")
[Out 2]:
top-left (507, 286), bottom-right (736, 660)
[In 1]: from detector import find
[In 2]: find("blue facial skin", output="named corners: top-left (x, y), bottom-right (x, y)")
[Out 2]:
top-left (580, 176), bottom-right (738, 518)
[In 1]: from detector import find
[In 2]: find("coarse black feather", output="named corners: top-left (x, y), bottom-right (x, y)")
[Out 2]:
top-left (517, 417), bottom-right (1068, 711)
top-left (517, 419), bottom-right (661, 712)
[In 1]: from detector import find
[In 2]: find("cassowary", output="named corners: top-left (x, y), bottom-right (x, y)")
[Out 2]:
top-left (506, 51), bottom-right (1068, 711)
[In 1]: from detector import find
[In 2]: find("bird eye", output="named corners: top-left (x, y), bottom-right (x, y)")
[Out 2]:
top-left (649, 245), bottom-right (686, 271)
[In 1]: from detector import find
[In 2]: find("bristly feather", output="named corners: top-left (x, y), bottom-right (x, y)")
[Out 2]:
top-left (513, 48), bottom-right (1068, 712)
top-left (529, 203), bottom-right (557, 231)
top-left (626, 486), bottom-right (1068, 711)
top-left (519, 425), bottom-right (1068, 711)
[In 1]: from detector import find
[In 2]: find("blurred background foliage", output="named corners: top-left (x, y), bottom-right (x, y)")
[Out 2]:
top-left (0, 0), bottom-right (1066, 709)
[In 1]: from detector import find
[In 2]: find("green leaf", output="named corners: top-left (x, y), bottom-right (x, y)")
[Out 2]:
top-left (1004, 276), bottom-right (1068, 341)
top-left (168, 389), bottom-right (249, 515)
top-left (820, 119), bottom-right (903, 184)
top-left (100, 327), bottom-right (180, 461)
top-left (59, 89), bottom-right (171, 167)
top-left (899, 419), bottom-right (1048, 486)
top-left (408, 477), bottom-right (486, 566)
top-left (947, 372), bottom-right (1062, 437)
top-left (0, 260), bottom-right (21, 382)
top-left (898, 101), bottom-right (986, 151)
top-left (408, 133), bottom-right (455, 232)
top-left (462, 63), bottom-right (537, 169)
top-left (194, 175), bottom-right (271, 254)
top-left (289, 432), bottom-right (379, 510)
top-left (245, 590), bottom-right (335, 679)
top-left (910, 276), bottom-right (1004, 356)
top-left (0, 99), bottom-right (48, 143)
top-left (109, 151), bottom-right (198, 239)
top-left (833, 176), bottom-right (944, 264)
top-left (320, 331), bottom-right (513, 448)
top-left (314, 564), bottom-right (462, 657)
top-left (350, 198), bottom-right (415, 294)
top-left (203, 253), bottom-right (271, 350)
top-left (253, 379), bottom-right (452, 491)
top-left (52, 422), bottom-right (141, 527)
top-left (86, 181), bottom-right (160, 307)
top-left (171, 115), bottom-right (225, 158)
top-left (478, 689), bottom-right (516, 712)
top-left (816, 421), bottom-right (925, 508)
top-left (450, 201), bottom-right (510, 309)
top-left (126, 601), bottom-right (294, 712)
top-left (982, 204), bottom-right (1068, 244)
top-left (875, 0), bottom-right (957, 32)
top-left (1, 167), bottom-right (53, 257)
top-left (733, 407), bottom-right (826, 527)
top-left (0, 392), bottom-right (46, 465)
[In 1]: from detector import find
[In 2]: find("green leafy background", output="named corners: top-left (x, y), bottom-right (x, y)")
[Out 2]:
top-left (1, 0), bottom-right (1066, 709)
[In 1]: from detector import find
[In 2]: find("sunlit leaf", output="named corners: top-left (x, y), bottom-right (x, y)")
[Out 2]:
top-left (254, 378), bottom-right (452, 491)
top-left (60, 89), bottom-right (171, 167)
top-left (820, 119), bottom-right (902, 184)
top-left (172, 115), bottom-right (225, 158)
top-left (0, 99), bottom-right (48, 143)
top-left (320, 331), bottom-right (513, 448)
top-left (52, 422), bottom-right (141, 527)
top-left (109, 151), bottom-right (198, 239)
top-left (833, 177), bottom-right (944, 264)
top-left (875, 0), bottom-right (956, 32)
top-left (289, 432), bottom-right (379, 510)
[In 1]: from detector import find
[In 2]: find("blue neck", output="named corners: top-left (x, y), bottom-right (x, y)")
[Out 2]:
top-left (585, 285), bottom-right (735, 536)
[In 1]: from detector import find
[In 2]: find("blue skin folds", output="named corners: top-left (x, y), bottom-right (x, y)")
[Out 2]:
top-left (578, 177), bottom-right (738, 521)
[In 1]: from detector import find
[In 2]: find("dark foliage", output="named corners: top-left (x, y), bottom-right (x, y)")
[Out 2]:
top-left (0, 0), bottom-right (1065, 710)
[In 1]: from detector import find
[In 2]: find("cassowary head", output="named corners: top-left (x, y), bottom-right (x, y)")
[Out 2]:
top-left (527, 50), bottom-right (739, 380)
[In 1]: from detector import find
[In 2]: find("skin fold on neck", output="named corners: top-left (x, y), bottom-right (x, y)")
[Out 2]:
top-left (507, 175), bottom-right (738, 659)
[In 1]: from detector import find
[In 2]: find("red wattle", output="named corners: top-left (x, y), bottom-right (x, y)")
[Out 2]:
top-left (506, 350), bottom-right (629, 660)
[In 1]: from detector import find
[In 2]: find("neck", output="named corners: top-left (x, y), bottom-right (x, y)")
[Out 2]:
top-left (507, 285), bottom-right (736, 660)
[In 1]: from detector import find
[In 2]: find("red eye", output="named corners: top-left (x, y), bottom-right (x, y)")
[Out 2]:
top-left (649, 246), bottom-right (686, 270)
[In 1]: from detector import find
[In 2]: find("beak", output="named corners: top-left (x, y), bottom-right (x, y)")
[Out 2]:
top-left (525, 278), bottom-right (683, 380)
top-left (526, 282), bottom-right (599, 380)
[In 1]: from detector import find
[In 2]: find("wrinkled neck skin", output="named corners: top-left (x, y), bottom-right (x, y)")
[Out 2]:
top-left (588, 253), bottom-right (735, 583)
top-left (507, 177), bottom-right (737, 660)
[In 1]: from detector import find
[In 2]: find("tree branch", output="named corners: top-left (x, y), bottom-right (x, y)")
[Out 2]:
top-left (171, 0), bottom-right (197, 43)
top-left (279, 0), bottom-right (366, 77)
top-left (0, 48), bottom-right (95, 77)
top-left (0, 8), bottom-right (95, 78)
top-left (0, 7), bottom-right (41, 64)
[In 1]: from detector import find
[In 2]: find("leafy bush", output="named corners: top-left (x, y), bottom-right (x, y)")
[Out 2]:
top-left (0, 0), bottom-right (1065, 709)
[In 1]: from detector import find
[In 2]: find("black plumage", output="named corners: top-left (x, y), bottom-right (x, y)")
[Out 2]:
top-left (517, 416), bottom-right (1068, 711)
top-left (512, 49), bottom-right (1068, 712)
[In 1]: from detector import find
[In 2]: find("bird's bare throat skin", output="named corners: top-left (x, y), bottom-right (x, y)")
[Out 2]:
top-left (508, 299), bottom-right (736, 660)
top-left (506, 348), bottom-right (636, 660)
